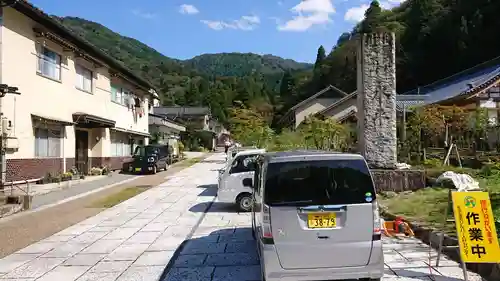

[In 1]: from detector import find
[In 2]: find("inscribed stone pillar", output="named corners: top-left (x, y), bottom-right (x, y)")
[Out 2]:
top-left (356, 32), bottom-right (397, 169)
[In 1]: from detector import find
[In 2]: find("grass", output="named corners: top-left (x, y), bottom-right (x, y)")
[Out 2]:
top-left (379, 169), bottom-right (500, 238)
top-left (176, 157), bottom-right (203, 167)
top-left (89, 186), bottom-right (150, 208)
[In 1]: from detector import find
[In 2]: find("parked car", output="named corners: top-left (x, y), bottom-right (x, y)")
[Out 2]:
top-left (124, 144), bottom-right (170, 174)
top-left (250, 150), bottom-right (383, 281)
top-left (218, 149), bottom-right (265, 211)
top-left (226, 145), bottom-right (257, 163)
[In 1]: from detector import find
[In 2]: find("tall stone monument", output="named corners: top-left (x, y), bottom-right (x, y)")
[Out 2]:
top-left (357, 32), bottom-right (397, 169)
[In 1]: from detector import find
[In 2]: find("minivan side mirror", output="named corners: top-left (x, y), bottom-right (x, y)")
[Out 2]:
top-left (242, 178), bottom-right (253, 188)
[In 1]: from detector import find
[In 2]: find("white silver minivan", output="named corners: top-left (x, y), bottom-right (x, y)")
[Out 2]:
top-left (250, 150), bottom-right (384, 281)
top-left (218, 149), bottom-right (265, 211)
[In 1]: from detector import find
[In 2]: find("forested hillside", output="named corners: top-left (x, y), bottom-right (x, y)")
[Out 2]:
top-left (184, 53), bottom-right (311, 78)
top-left (56, 0), bottom-right (500, 128)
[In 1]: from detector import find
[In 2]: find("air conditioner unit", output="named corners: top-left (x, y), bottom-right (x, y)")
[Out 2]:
top-left (1, 118), bottom-right (13, 135)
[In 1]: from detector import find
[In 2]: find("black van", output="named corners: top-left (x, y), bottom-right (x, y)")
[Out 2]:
top-left (126, 144), bottom-right (170, 174)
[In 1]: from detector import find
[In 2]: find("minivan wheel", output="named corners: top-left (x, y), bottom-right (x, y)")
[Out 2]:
top-left (236, 193), bottom-right (252, 212)
top-left (152, 165), bottom-right (157, 174)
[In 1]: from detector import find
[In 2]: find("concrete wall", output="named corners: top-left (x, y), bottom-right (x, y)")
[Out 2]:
top-left (322, 97), bottom-right (357, 121)
top-left (294, 98), bottom-right (339, 128)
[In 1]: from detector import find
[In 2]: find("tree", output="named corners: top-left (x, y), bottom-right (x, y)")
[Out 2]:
top-left (227, 106), bottom-right (273, 147)
top-left (361, 1), bottom-right (382, 33)
top-left (300, 116), bottom-right (349, 151)
top-left (336, 32), bottom-right (351, 47)
top-left (313, 46), bottom-right (326, 72)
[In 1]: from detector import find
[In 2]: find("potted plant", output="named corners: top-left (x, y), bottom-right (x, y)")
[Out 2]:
top-left (61, 172), bottom-right (73, 181)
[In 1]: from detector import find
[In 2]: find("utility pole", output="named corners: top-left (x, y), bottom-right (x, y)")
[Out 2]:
top-left (0, 85), bottom-right (20, 187)
top-left (0, 0), bottom-right (20, 188)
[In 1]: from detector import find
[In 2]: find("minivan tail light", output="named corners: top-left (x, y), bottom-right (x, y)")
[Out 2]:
top-left (372, 201), bottom-right (382, 240)
top-left (262, 204), bottom-right (274, 242)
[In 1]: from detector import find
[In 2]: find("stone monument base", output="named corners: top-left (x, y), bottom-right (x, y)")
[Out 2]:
top-left (371, 169), bottom-right (426, 193)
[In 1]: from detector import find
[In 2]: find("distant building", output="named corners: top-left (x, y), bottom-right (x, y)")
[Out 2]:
top-left (278, 85), bottom-right (349, 128)
top-left (152, 106), bottom-right (229, 148)
top-left (403, 57), bottom-right (500, 125)
top-left (153, 106), bottom-right (212, 131)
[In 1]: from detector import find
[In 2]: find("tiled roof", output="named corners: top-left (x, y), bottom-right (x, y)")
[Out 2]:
top-left (396, 99), bottom-right (426, 112)
top-left (279, 85), bottom-right (348, 123)
top-left (403, 57), bottom-right (500, 104)
top-left (317, 91), bottom-right (356, 115)
top-left (396, 94), bottom-right (428, 112)
top-left (153, 107), bottom-right (211, 116)
top-left (317, 91), bottom-right (428, 114)
top-left (12, 0), bottom-right (155, 91)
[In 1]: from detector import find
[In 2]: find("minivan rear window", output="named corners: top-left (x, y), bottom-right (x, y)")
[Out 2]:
top-left (264, 159), bottom-right (375, 206)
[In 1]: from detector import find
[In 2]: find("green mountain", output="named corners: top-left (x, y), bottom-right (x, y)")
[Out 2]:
top-left (56, 17), bottom-right (310, 85)
top-left (184, 53), bottom-right (311, 77)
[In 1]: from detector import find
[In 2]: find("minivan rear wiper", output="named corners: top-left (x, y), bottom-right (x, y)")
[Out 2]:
top-left (271, 200), bottom-right (313, 206)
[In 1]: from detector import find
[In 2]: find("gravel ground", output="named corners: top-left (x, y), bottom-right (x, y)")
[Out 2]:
top-left (0, 156), bottom-right (209, 258)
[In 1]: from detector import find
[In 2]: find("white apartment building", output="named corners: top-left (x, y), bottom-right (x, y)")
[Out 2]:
top-left (0, 1), bottom-right (155, 182)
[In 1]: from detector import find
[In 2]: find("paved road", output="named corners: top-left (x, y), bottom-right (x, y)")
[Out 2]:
top-left (0, 153), bottom-right (483, 281)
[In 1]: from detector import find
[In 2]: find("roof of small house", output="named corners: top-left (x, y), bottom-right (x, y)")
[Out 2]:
top-left (279, 85), bottom-right (349, 124)
top-left (403, 56), bottom-right (500, 104)
top-left (317, 91), bottom-right (429, 116)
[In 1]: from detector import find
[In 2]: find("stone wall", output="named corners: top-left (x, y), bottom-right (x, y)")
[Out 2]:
top-left (357, 32), bottom-right (397, 169)
top-left (371, 169), bottom-right (426, 192)
top-left (6, 158), bottom-right (74, 182)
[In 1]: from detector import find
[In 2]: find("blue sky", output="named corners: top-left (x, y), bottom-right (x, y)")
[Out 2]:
top-left (30, 0), bottom-right (406, 63)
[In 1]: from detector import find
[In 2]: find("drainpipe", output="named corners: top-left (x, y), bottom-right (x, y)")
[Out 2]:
top-left (0, 5), bottom-right (5, 186)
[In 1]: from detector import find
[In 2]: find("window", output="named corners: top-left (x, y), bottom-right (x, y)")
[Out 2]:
top-left (253, 161), bottom-right (261, 192)
top-left (75, 64), bottom-right (93, 92)
top-left (264, 159), bottom-right (375, 206)
top-left (229, 154), bottom-right (259, 174)
top-left (110, 132), bottom-right (132, 157)
top-left (37, 47), bottom-right (61, 80)
top-left (34, 128), bottom-right (61, 157)
top-left (110, 84), bottom-right (130, 105)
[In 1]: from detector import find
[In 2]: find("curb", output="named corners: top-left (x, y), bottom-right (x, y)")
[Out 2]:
top-left (381, 209), bottom-right (500, 281)
top-left (0, 176), bottom-right (142, 224)
top-left (0, 204), bottom-right (23, 219)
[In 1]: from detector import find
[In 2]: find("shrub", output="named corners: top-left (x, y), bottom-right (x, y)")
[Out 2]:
top-left (423, 158), bottom-right (442, 168)
top-left (101, 166), bottom-right (109, 175)
top-left (178, 142), bottom-right (185, 154)
top-left (90, 167), bottom-right (103, 176)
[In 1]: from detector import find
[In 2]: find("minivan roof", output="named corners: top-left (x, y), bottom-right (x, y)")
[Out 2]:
top-left (235, 149), bottom-right (266, 157)
top-left (264, 150), bottom-right (364, 163)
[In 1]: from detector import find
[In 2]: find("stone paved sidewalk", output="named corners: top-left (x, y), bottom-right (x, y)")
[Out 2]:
top-left (0, 154), bottom-right (225, 281)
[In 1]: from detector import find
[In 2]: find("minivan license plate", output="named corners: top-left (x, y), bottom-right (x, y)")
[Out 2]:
top-left (307, 213), bottom-right (336, 228)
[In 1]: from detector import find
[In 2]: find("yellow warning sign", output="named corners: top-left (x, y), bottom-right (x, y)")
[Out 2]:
top-left (452, 191), bottom-right (500, 263)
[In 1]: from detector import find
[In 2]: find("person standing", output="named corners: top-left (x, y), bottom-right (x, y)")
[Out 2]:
top-left (224, 140), bottom-right (231, 154)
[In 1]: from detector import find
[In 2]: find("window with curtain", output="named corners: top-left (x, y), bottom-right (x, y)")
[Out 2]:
top-left (110, 84), bottom-right (131, 105)
top-left (35, 128), bottom-right (62, 157)
top-left (75, 64), bottom-right (93, 92)
top-left (37, 47), bottom-right (61, 80)
top-left (110, 131), bottom-right (132, 156)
